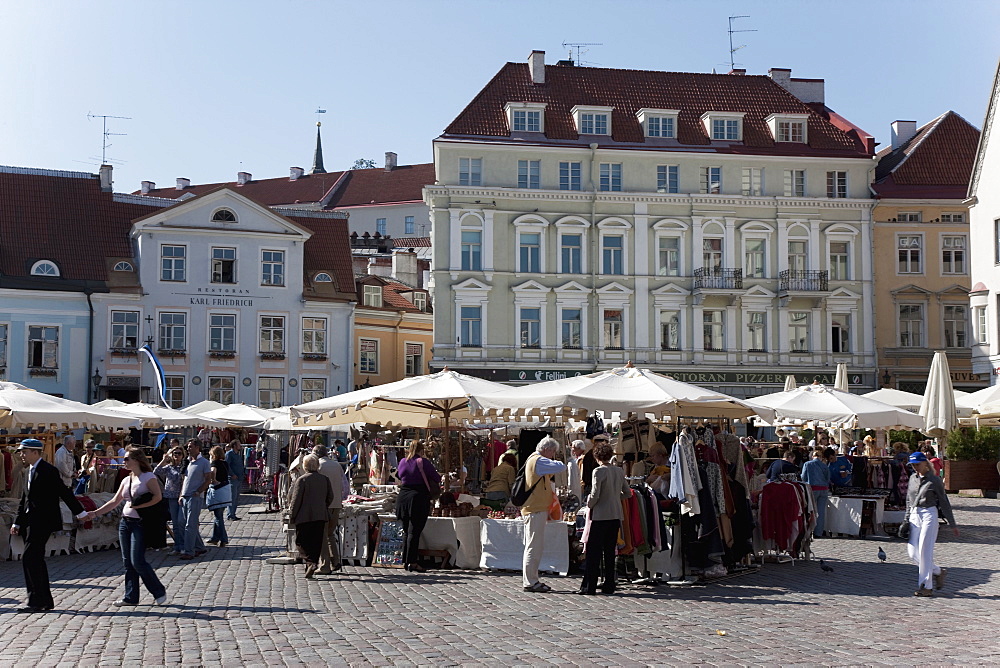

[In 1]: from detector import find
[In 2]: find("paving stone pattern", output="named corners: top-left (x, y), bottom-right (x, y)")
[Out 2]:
top-left (0, 496), bottom-right (998, 666)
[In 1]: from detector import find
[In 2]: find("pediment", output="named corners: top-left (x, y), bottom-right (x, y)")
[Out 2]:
top-left (938, 283), bottom-right (971, 297)
top-left (651, 283), bottom-right (691, 296)
top-left (512, 280), bottom-right (551, 293)
top-left (453, 277), bottom-right (492, 291)
top-left (596, 281), bottom-right (634, 295)
top-left (823, 223), bottom-right (859, 236)
top-left (891, 283), bottom-right (933, 297)
top-left (554, 280), bottom-right (590, 293)
top-left (829, 286), bottom-right (862, 300)
top-left (743, 285), bottom-right (777, 298)
top-left (739, 220), bottom-right (775, 233)
top-left (652, 218), bottom-right (689, 231)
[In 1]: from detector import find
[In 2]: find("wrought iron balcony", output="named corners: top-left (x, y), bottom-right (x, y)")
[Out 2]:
top-left (694, 267), bottom-right (743, 290)
top-left (779, 270), bottom-right (829, 292)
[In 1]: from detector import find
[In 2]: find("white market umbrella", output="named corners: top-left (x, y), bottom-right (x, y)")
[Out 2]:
top-left (834, 363), bottom-right (849, 392)
top-left (469, 363), bottom-right (775, 422)
top-left (861, 388), bottom-right (924, 412)
top-left (108, 402), bottom-right (225, 429)
top-left (92, 398), bottom-right (126, 409)
top-left (919, 352), bottom-right (958, 438)
top-left (181, 400), bottom-right (227, 416)
top-left (200, 403), bottom-right (282, 428)
top-left (783, 375), bottom-right (798, 392)
top-left (0, 389), bottom-right (141, 431)
top-left (747, 382), bottom-right (924, 430)
top-left (0, 381), bottom-right (32, 391)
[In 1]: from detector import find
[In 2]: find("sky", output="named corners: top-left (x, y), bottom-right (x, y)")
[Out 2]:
top-left (1, 0), bottom-right (998, 192)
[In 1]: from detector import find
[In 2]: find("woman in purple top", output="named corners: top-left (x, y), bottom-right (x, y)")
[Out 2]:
top-left (394, 440), bottom-right (441, 572)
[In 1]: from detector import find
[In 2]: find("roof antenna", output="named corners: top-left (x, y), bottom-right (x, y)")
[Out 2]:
top-left (86, 113), bottom-right (131, 165)
top-left (727, 15), bottom-right (756, 71)
top-left (561, 42), bottom-right (602, 66)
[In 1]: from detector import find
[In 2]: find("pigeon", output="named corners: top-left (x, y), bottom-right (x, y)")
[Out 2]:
top-left (820, 559), bottom-right (834, 573)
top-left (878, 547), bottom-right (887, 563)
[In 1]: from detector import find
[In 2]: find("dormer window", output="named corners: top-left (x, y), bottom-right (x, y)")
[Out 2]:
top-left (505, 102), bottom-right (546, 133)
top-left (571, 105), bottom-right (613, 136)
top-left (314, 272), bottom-right (333, 283)
top-left (766, 113), bottom-right (809, 143)
top-left (701, 112), bottom-right (745, 141)
top-left (636, 109), bottom-right (679, 138)
top-left (113, 261), bottom-right (134, 272)
top-left (30, 260), bottom-right (59, 277)
top-left (211, 208), bottom-right (237, 223)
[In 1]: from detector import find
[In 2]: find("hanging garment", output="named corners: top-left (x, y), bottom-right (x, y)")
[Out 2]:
top-left (668, 431), bottom-right (701, 516)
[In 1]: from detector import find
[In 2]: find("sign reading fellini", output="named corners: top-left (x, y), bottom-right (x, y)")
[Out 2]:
top-left (175, 287), bottom-right (263, 307)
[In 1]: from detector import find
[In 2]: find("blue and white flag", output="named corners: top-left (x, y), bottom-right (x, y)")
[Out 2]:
top-left (139, 343), bottom-right (168, 406)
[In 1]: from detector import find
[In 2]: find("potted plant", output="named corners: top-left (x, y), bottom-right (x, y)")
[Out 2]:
top-left (943, 427), bottom-right (1000, 494)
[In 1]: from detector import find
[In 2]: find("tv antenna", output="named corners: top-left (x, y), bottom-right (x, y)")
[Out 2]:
top-left (87, 113), bottom-right (131, 165)
top-left (727, 15), bottom-right (756, 71)
top-left (561, 41), bottom-right (602, 66)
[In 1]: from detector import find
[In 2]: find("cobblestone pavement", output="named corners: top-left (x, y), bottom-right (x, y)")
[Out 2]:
top-left (0, 495), bottom-right (998, 666)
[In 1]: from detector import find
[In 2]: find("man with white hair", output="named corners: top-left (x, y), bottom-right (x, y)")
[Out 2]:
top-left (521, 437), bottom-right (566, 593)
top-left (54, 435), bottom-right (77, 489)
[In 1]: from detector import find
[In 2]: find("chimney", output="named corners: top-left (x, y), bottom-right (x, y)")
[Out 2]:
top-left (384, 152), bottom-right (397, 172)
top-left (289, 166), bottom-right (305, 181)
top-left (366, 258), bottom-right (391, 278)
top-left (528, 50), bottom-right (545, 85)
top-left (99, 164), bottom-right (113, 192)
top-left (891, 120), bottom-right (918, 150)
top-left (140, 180), bottom-right (155, 194)
top-left (769, 67), bottom-right (825, 104)
top-left (391, 249), bottom-right (419, 287)
top-left (176, 177), bottom-right (190, 190)
top-left (237, 171), bottom-right (252, 186)
top-left (728, 68), bottom-right (746, 75)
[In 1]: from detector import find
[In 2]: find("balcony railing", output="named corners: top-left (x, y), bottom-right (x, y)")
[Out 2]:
top-left (779, 269), bottom-right (829, 292)
top-left (694, 267), bottom-right (743, 290)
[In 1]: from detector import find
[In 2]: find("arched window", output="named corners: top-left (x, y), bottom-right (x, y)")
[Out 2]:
top-left (211, 208), bottom-right (237, 223)
top-left (30, 260), bottom-right (59, 277)
top-left (113, 261), bottom-right (134, 272)
top-left (314, 273), bottom-right (333, 283)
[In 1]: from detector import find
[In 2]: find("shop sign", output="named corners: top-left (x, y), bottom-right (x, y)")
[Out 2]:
top-left (174, 286), bottom-right (263, 307)
top-left (508, 369), bottom-right (587, 382)
top-left (665, 371), bottom-right (843, 385)
top-left (951, 371), bottom-right (982, 382)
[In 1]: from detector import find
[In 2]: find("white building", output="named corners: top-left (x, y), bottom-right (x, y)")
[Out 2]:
top-left (425, 52), bottom-right (878, 397)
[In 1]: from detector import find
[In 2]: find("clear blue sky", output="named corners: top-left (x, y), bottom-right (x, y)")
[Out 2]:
top-left (1, 0), bottom-right (997, 191)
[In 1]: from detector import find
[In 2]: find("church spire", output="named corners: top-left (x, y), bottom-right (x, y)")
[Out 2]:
top-left (310, 121), bottom-right (326, 174)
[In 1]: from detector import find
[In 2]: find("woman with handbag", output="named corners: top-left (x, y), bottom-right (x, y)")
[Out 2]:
top-left (289, 454), bottom-right (334, 579)
top-left (89, 447), bottom-right (168, 607)
top-left (207, 446), bottom-right (231, 547)
top-left (905, 451), bottom-right (959, 597)
top-left (579, 441), bottom-right (631, 595)
top-left (395, 440), bottom-right (441, 572)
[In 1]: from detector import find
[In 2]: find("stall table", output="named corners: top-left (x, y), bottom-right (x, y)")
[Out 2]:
top-left (479, 518), bottom-right (570, 575)
top-left (826, 495), bottom-right (885, 537)
top-left (420, 516), bottom-right (482, 569)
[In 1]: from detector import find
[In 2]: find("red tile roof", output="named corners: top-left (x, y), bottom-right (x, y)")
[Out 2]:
top-left (873, 111), bottom-right (980, 199)
top-left (390, 236), bottom-right (432, 248)
top-left (442, 63), bottom-right (872, 157)
top-left (0, 168), bottom-right (166, 283)
top-left (356, 275), bottom-right (427, 312)
top-left (328, 164), bottom-right (435, 207)
top-left (282, 212), bottom-right (356, 301)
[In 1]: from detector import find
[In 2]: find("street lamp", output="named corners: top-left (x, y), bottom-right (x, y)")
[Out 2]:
top-left (882, 369), bottom-right (892, 388)
top-left (92, 368), bottom-right (102, 401)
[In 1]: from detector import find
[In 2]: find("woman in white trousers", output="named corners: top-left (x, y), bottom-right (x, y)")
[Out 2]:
top-left (904, 451), bottom-right (959, 597)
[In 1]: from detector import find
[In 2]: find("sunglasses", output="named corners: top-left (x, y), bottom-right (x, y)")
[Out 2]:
top-left (593, 439), bottom-right (608, 443)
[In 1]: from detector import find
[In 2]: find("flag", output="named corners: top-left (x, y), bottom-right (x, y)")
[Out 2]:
top-left (139, 343), bottom-right (168, 406)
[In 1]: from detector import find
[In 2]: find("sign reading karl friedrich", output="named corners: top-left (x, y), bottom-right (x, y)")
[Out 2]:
top-left (177, 287), bottom-right (264, 308)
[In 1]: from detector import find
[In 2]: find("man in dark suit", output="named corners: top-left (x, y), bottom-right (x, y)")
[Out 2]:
top-left (10, 439), bottom-right (88, 613)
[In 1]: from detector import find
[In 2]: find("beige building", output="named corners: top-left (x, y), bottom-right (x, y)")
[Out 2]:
top-left (872, 112), bottom-right (982, 393)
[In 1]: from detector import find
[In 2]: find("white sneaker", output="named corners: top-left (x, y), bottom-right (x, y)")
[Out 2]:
top-left (154, 593), bottom-right (168, 606)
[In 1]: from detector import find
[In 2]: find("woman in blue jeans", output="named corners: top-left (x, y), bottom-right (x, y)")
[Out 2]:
top-left (90, 447), bottom-right (168, 607)
top-left (208, 445), bottom-right (231, 547)
top-left (154, 445), bottom-right (187, 554)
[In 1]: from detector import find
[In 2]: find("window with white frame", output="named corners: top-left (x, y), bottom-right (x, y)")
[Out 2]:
top-left (789, 312), bottom-right (809, 352)
top-left (0, 323), bottom-right (6, 369)
top-left (512, 109), bottom-right (541, 132)
top-left (898, 304), bottom-right (924, 347)
top-left (517, 160), bottom-right (541, 189)
top-left (657, 165), bottom-right (679, 193)
top-left (314, 273), bottom-right (333, 283)
top-left (259, 316), bottom-right (284, 354)
top-left (458, 158), bottom-right (482, 186)
top-left (208, 376), bottom-right (235, 404)
top-left (703, 310), bottom-right (724, 351)
top-left (940, 212), bottom-right (965, 223)
top-left (703, 238), bottom-right (723, 271)
top-left (747, 312), bottom-right (767, 351)
top-left (599, 163), bottom-right (622, 191)
top-left (519, 232), bottom-right (541, 272)
top-left (28, 326), bottom-right (58, 369)
top-left (158, 312), bottom-right (186, 351)
top-left (561, 309), bottom-right (582, 349)
top-left (700, 167), bottom-right (722, 194)
top-left (460, 230), bottom-right (482, 271)
top-left (258, 377), bottom-right (283, 409)
top-left (460, 306), bottom-right (482, 347)
top-left (603, 310), bottom-right (623, 349)
top-left (741, 168), bottom-right (763, 196)
top-left (411, 291), bottom-right (428, 311)
top-left (897, 212), bottom-right (921, 222)
top-left (211, 247), bottom-right (236, 283)
top-left (783, 170), bottom-right (806, 197)
top-left (898, 235), bottom-right (923, 274)
top-left (212, 208), bottom-right (237, 223)
top-left (942, 235), bottom-right (967, 274)
top-left (977, 306), bottom-right (988, 344)
top-left (561, 233), bottom-right (582, 274)
top-left (777, 120), bottom-right (805, 142)
top-left (660, 311), bottom-right (680, 350)
top-left (376, 218), bottom-right (387, 235)
top-left (110, 310), bottom-right (139, 349)
top-left (160, 245), bottom-right (186, 281)
top-left (405, 216), bottom-right (415, 235)
top-left (580, 112), bottom-right (609, 135)
top-left (363, 284), bottom-right (383, 307)
top-left (744, 238), bottom-right (766, 278)
top-left (261, 250), bottom-right (284, 286)
top-left (113, 261), bottom-right (133, 272)
top-left (300, 378), bottom-right (326, 403)
top-left (602, 235), bottom-right (624, 275)
top-left (164, 376), bottom-right (184, 409)
top-left (519, 307), bottom-right (541, 348)
top-left (712, 118), bottom-right (741, 140)
top-left (788, 240), bottom-right (808, 272)
top-left (404, 344), bottom-right (423, 376)
top-left (829, 241), bottom-right (850, 280)
top-left (209, 314), bottom-right (236, 352)
top-left (831, 314), bottom-right (851, 353)
top-left (826, 171), bottom-right (848, 198)
top-left (944, 305), bottom-right (968, 348)
top-left (359, 338), bottom-right (379, 373)
top-left (658, 237), bottom-right (680, 276)
top-left (559, 161), bottom-right (582, 191)
top-left (30, 260), bottom-right (59, 277)
top-left (646, 115), bottom-right (676, 138)
top-left (302, 317), bottom-right (327, 354)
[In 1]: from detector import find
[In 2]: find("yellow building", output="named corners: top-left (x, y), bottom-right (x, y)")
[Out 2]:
top-left (872, 112), bottom-right (983, 392)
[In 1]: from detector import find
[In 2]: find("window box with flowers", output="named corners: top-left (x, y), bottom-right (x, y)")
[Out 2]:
top-left (302, 353), bottom-right (328, 361)
top-left (210, 351), bottom-right (236, 359)
top-left (109, 347), bottom-right (138, 356)
top-left (260, 352), bottom-right (286, 361)
top-left (157, 349), bottom-right (187, 358)
top-left (29, 367), bottom-right (58, 377)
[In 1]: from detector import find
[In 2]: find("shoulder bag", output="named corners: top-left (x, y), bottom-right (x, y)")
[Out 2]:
top-left (207, 482), bottom-right (233, 511)
top-left (416, 458), bottom-right (441, 501)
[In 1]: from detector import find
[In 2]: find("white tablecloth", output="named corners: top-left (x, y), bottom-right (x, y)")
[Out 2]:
top-left (420, 516), bottom-right (482, 569)
top-left (479, 518), bottom-right (570, 575)
top-left (826, 496), bottom-right (885, 536)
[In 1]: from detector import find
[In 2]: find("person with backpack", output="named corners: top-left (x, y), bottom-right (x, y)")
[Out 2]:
top-left (519, 437), bottom-right (566, 593)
